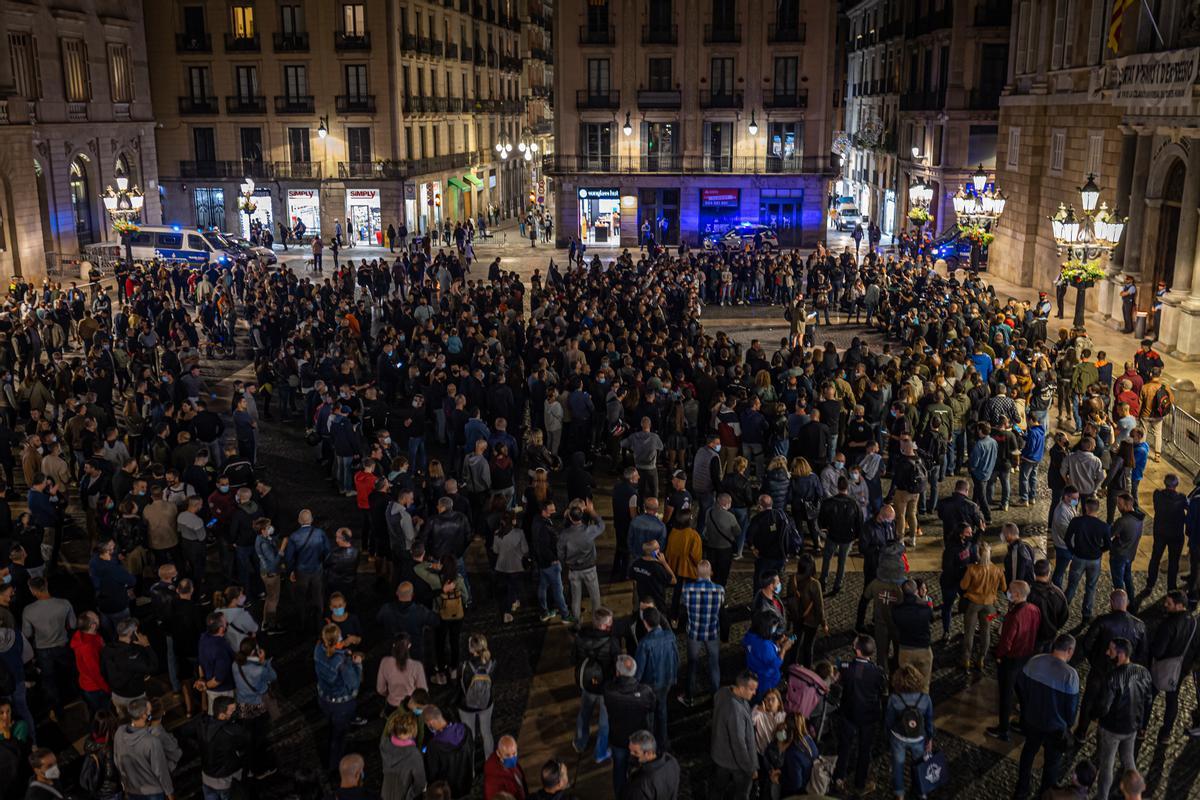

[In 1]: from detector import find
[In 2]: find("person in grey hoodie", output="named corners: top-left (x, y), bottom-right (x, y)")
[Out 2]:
top-left (113, 697), bottom-right (182, 798)
top-left (710, 671), bottom-right (759, 798)
top-left (1109, 492), bottom-right (1144, 597)
top-left (461, 439), bottom-right (492, 534)
top-left (556, 499), bottom-right (606, 622)
top-left (621, 417), bottom-right (665, 499)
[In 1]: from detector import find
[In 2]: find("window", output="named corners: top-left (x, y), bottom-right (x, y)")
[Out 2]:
top-left (60, 37), bottom-right (91, 102)
top-left (284, 65), bottom-right (307, 98)
top-left (343, 3), bottom-right (366, 35)
top-left (1062, 0), bottom-right (1078, 65)
top-left (1088, 0), bottom-right (1106, 64)
top-left (156, 232), bottom-right (183, 249)
top-left (404, 126), bottom-right (414, 159)
top-left (587, 59), bottom-right (610, 95)
top-left (347, 127), bottom-right (371, 162)
top-left (187, 234), bottom-right (211, 251)
top-left (235, 65), bottom-right (259, 99)
top-left (193, 127), bottom-right (216, 162)
top-left (194, 187), bottom-right (224, 229)
top-left (586, 1), bottom-right (609, 34)
top-left (107, 44), bottom-right (133, 103)
top-left (240, 127), bottom-right (263, 163)
top-left (1006, 127), bottom-right (1020, 169)
top-left (231, 4), bottom-right (255, 37)
top-left (773, 56), bottom-right (797, 95)
top-left (1050, 129), bottom-right (1065, 173)
top-left (289, 128), bottom-right (310, 163)
top-left (344, 64), bottom-right (368, 97)
top-left (188, 66), bottom-right (213, 100)
top-left (69, 158), bottom-right (95, 245)
top-left (767, 122), bottom-right (801, 170)
top-left (648, 58), bottom-right (672, 91)
top-left (648, 0), bottom-right (672, 30)
top-left (280, 4), bottom-right (303, 34)
top-left (8, 33), bottom-right (41, 100)
top-left (582, 122), bottom-right (612, 159)
top-left (710, 57), bottom-right (734, 95)
top-left (704, 121), bottom-right (733, 170)
top-left (776, 0), bottom-right (799, 27)
top-left (1087, 133), bottom-right (1104, 177)
top-left (712, 0), bottom-right (735, 27)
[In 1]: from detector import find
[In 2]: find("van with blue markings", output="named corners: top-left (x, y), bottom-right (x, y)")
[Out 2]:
top-left (121, 226), bottom-right (242, 266)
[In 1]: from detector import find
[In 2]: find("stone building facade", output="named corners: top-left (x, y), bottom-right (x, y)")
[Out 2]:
top-left (549, 0), bottom-right (840, 250)
top-left (992, 0), bottom-right (1200, 357)
top-left (0, 0), bottom-right (160, 281)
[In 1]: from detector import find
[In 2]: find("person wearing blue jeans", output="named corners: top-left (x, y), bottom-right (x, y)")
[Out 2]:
top-left (1049, 489), bottom-right (1079, 589)
top-left (573, 607), bottom-right (618, 761)
top-left (575, 690), bottom-right (610, 760)
top-left (1062, 496), bottom-right (1109, 620)
top-left (1108, 493), bottom-right (1141, 595)
top-left (1064, 557), bottom-right (1101, 619)
top-left (883, 666), bottom-right (935, 799)
top-left (680, 564), bottom-right (725, 703)
top-left (313, 625), bottom-right (363, 772)
top-left (538, 563), bottom-right (570, 621)
top-left (604, 655), bottom-right (656, 799)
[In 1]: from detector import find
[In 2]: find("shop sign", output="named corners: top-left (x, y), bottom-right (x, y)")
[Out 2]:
top-left (579, 187), bottom-right (619, 200)
top-left (288, 189), bottom-right (317, 200)
top-left (700, 188), bottom-right (740, 208)
top-left (1107, 47), bottom-right (1200, 108)
top-left (348, 189), bottom-right (379, 200)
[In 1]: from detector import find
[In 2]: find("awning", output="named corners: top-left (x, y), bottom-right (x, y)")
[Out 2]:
top-left (462, 173), bottom-right (483, 187)
top-left (446, 177), bottom-right (468, 191)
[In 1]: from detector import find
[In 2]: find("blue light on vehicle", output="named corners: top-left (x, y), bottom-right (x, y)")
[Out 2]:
top-left (171, 225), bottom-right (181, 232)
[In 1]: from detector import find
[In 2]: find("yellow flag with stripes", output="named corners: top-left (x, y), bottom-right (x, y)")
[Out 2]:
top-left (1109, 0), bottom-right (1133, 53)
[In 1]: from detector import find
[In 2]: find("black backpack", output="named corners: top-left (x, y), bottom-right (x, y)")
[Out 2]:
top-left (893, 694), bottom-right (926, 739)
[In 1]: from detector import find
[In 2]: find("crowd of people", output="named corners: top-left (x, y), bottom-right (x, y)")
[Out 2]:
top-left (0, 230), bottom-right (1195, 800)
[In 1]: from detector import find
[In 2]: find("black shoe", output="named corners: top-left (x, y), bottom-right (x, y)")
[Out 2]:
top-left (985, 726), bottom-right (1010, 742)
top-left (351, 716), bottom-right (369, 727)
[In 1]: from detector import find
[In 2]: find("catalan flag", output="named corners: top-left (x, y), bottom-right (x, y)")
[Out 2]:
top-left (1109, 0), bottom-right (1134, 53)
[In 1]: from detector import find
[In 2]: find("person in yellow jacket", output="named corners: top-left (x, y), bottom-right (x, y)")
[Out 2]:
top-left (664, 508), bottom-right (702, 620)
top-left (959, 541), bottom-right (1007, 670)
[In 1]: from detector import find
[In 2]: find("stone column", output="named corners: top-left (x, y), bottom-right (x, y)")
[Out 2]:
top-left (1162, 139), bottom-right (1200, 349)
top-left (1177, 209), bottom-right (1200, 358)
top-left (1100, 133), bottom-right (1139, 321)
top-left (1108, 133), bottom-right (1152, 322)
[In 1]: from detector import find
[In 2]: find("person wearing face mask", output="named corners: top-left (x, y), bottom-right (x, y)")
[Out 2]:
top-left (253, 517), bottom-right (287, 634)
top-left (326, 592), bottom-right (364, 649)
top-left (315, 625), bottom-right (365, 773)
top-left (112, 697), bottom-right (182, 800)
top-left (482, 734), bottom-right (526, 800)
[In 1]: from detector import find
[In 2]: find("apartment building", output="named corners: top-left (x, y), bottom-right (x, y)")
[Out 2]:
top-left (0, 0), bottom-right (160, 279)
top-left (549, 0), bottom-right (839, 249)
top-left (843, 0), bottom-right (1010, 241)
top-left (147, 0), bottom-right (528, 242)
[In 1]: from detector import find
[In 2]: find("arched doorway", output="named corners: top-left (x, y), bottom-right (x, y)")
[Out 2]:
top-left (69, 156), bottom-right (96, 246)
top-left (1152, 160), bottom-right (1186, 296)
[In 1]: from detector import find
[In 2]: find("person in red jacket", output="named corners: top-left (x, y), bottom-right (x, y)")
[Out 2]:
top-left (483, 734), bottom-right (527, 800)
top-left (987, 579), bottom-right (1042, 742)
top-left (70, 610), bottom-right (110, 715)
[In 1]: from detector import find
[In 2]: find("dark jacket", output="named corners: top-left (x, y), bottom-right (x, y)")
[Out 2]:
top-left (1028, 581), bottom-right (1069, 646)
top-left (838, 657), bottom-right (885, 725)
top-left (324, 544), bottom-right (360, 590)
top-left (375, 600), bottom-right (438, 663)
top-left (573, 626), bottom-right (620, 695)
top-left (198, 714), bottom-right (250, 780)
top-left (1003, 539), bottom-right (1036, 586)
top-left (1152, 488), bottom-right (1187, 541)
top-left (425, 511), bottom-right (471, 559)
top-left (1095, 662), bottom-right (1154, 735)
top-left (818, 493), bottom-right (862, 544)
top-left (1150, 611), bottom-right (1198, 665)
top-left (530, 516), bottom-right (560, 569)
top-left (1016, 653), bottom-right (1079, 733)
top-left (937, 493), bottom-right (985, 544)
top-left (891, 594), bottom-right (933, 649)
top-left (622, 752), bottom-right (680, 800)
top-left (99, 641), bottom-right (159, 698)
top-left (1081, 610), bottom-right (1148, 669)
top-left (748, 508), bottom-right (797, 560)
top-left (424, 722), bottom-right (474, 798)
top-left (604, 675), bottom-right (656, 748)
top-left (1064, 515), bottom-right (1110, 560)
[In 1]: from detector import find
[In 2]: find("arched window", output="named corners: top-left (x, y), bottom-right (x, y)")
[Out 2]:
top-left (69, 157), bottom-right (96, 246)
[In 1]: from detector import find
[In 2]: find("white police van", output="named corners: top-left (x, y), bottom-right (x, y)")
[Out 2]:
top-left (122, 225), bottom-right (242, 266)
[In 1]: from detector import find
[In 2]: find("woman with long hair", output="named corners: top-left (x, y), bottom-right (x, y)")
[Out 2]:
top-left (788, 457), bottom-right (822, 546)
top-left (958, 542), bottom-right (1006, 670)
top-left (376, 634), bottom-right (428, 715)
top-left (458, 633), bottom-right (496, 756)
top-left (233, 635), bottom-right (278, 779)
top-left (786, 554), bottom-right (826, 667)
top-left (380, 711), bottom-right (426, 800)
top-left (80, 709), bottom-right (122, 800)
top-left (313, 623), bottom-right (364, 771)
top-left (884, 664), bottom-right (935, 800)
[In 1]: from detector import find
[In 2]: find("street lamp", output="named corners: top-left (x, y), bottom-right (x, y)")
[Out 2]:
top-left (908, 177), bottom-right (934, 250)
top-left (101, 171), bottom-right (144, 269)
top-left (951, 163), bottom-right (1006, 269)
top-left (747, 111), bottom-right (758, 137)
top-left (239, 177), bottom-right (257, 236)
top-left (622, 111), bottom-right (633, 137)
top-left (317, 115), bottom-right (328, 139)
top-left (1049, 173), bottom-right (1127, 328)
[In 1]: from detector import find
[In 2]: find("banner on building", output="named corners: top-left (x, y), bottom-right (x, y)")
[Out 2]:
top-left (1108, 48), bottom-right (1200, 108)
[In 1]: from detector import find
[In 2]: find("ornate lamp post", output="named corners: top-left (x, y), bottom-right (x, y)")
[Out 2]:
top-left (1049, 173), bottom-right (1126, 328)
top-left (952, 163), bottom-right (1006, 270)
top-left (907, 178), bottom-right (933, 250)
top-left (101, 171), bottom-right (144, 268)
top-left (238, 177), bottom-right (258, 236)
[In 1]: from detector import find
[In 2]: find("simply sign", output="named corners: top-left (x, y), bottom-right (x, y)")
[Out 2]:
top-left (1109, 48), bottom-right (1200, 108)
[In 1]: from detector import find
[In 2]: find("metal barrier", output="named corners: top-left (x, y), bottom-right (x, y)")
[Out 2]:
top-left (1164, 406), bottom-right (1200, 469)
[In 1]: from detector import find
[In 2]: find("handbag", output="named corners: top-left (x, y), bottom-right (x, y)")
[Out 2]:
top-left (806, 754), bottom-right (836, 796)
top-left (915, 750), bottom-right (950, 795)
top-left (1152, 618), bottom-right (1196, 692)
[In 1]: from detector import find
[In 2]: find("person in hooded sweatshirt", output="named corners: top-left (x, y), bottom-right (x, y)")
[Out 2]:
top-left (112, 697), bottom-right (182, 799)
top-left (380, 710), bottom-right (426, 800)
top-left (422, 704), bottom-right (474, 798)
top-left (23, 747), bottom-right (65, 800)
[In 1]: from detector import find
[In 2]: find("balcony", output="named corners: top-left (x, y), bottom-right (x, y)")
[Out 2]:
top-left (474, 46), bottom-right (486, 65)
top-left (273, 32), bottom-right (309, 51)
top-left (579, 24), bottom-right (615, 44)
top-left (223, 33), bottom-right (260, 52)
top-left (446, 42), bottom-right (459, 59)
top-left (334, 31), bottom-right (371, 51)
top-left (763, 89), bottom-right (808, 109)
top-left (487, 49), bottom-right (498, 67)
top-left (704, 24), bottom-right (741, 43)
top-left (274, 95), bottom-right (315, 114)
top-left (460, 44), bottom-right (473, 62)
top-left (576, 90), bottom-right (620, 109)
top-left (336, 94), bottom-right (377, 113)
top-left (529, 47), bottom-right (549, 61)
top-left (175, 32), bottom-right (212, 53)
top-left (699, 90), bottom-right (743, 109)
top-left (431, 39), bottom-right (445, 57)
top-left (447, 97), bottom-right (464, 112)
top-left (416, 36), bottom-right (434, 54)
top-left (768, 23), bottom-right (806, 43)
top-left (542, 154), bottom-right (841, 175)
top-left (642, 24), bottom-right (677, 44)
top-left (178, 96), bottom-right (219, 114)
top-left (67, 102), bottom-right (88, 121)
top-left (339, 161), bottom-right (407, 179)
top-left (637, 89), bottom-right (681, 109)
top-left (404, 96), bottom-right (429, 113)
top-left (179, 160), bottom-right (272, 179)
top-left (226, 95), bottom-right (267, 114)
top-left (272, 161), bottom-right (322, 179)
top-left (501, 55), bottom-right (521, 71)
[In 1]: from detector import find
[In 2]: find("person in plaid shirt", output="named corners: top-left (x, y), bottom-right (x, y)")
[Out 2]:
top-left (679, 560), bottom-right (726, 707)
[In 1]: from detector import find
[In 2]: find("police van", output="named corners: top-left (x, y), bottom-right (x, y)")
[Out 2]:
top-left (122, 225), bottom-right (242, 266)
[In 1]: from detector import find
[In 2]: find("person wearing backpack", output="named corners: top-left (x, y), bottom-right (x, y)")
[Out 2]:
top-left (430, 562), bottom-right (468, 686)
top-left (78, 710), bottom-right (122, 800)
top-left (458, 633), bottom-right (496, 757)
top-left (888, 439), bottom-right (925, 547)
top-left (572, 607), bottom-right (619, 762)
top-left (1138, 366), bottom-right (1172, 462)
top-left (883, 664), bottom-right (934, 800)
